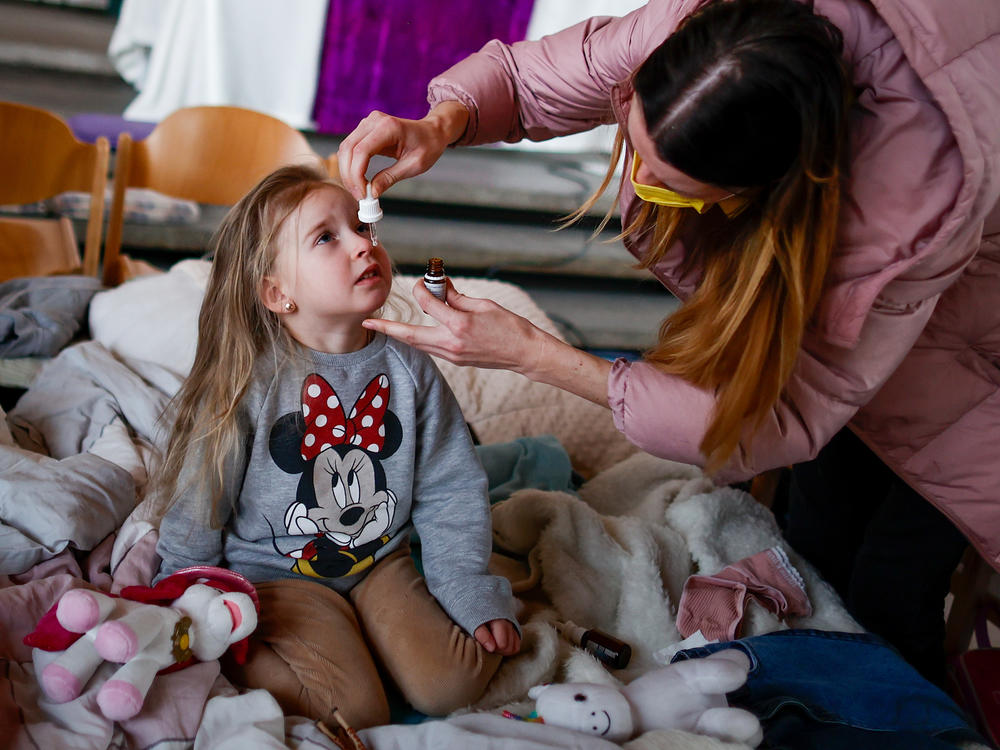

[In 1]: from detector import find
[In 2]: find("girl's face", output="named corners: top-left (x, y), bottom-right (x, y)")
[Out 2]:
top-left (269, 184), bottom-right (392, 336)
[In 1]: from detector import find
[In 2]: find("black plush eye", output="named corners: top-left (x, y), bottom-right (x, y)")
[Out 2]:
top-left (574, 693), bottom-right (586, 702)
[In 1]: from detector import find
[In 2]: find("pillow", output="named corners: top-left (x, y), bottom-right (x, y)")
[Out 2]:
top-left (88, 259), bottom-right (208, 383)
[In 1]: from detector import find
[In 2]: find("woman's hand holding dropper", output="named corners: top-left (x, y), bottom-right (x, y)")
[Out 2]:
top-left (342, 98), bottom-right (614, 409)
top-left (362, 279), bottom-right (613, 408)
top-left (337, 101), bottom-right (471, 200)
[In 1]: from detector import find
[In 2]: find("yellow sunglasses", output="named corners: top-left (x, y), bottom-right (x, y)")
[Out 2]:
top-left (630, 153), bottom-right (748, 217)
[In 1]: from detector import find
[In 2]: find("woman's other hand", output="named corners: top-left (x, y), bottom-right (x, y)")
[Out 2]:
top-left (362, 279), bottom-right (613, 407)
top-left (474, 619), bottom-right (521, 656)
top-left (337, 101), bottom-right (471, 200)
top-left (364, 278), bottom-right (543, 373)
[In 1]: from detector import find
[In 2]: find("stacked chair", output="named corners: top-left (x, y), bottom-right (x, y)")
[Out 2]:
top-left (102, 105), bottom-right (326, 286)
top-left (0, 102), bottom-right (109, 282)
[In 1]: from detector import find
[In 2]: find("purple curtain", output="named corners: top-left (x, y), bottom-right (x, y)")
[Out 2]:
top-left (312, 0), bottom-right (533, 135)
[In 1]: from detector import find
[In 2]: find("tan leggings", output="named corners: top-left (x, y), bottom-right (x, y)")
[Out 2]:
top-left (222, 546), bottom-right (502, 729)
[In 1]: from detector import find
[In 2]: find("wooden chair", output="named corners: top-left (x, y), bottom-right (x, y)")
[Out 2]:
top-left (0, 217), bottom-right (79, 282)
top-left (103, 105), bottom-right (326, 286)
top-left (946, 547), bottom-right (1000, 656)
top-left (749, 468), bottom-right (784, 509)
top-left (0, 102), bottom-right (109, 281)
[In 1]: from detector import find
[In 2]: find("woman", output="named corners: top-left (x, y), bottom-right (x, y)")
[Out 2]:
top-left (342, 0), bottom-right (1000, 684)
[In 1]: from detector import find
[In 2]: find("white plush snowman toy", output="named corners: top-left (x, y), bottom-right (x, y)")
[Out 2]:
top-left (529, 649), bottom-right (763, 746)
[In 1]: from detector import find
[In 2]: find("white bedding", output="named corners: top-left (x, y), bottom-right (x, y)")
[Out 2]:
top-left (4, 262), bottom-right (957, 750)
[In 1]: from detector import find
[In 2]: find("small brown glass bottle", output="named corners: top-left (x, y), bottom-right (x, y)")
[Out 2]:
top-left (423, 257), bottom-right (447, 301)
top-left (556, 620), bottom-right (632, 669)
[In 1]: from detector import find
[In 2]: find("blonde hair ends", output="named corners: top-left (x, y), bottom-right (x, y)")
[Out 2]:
top-left (564, 126), bottom-right (843, 474)
top-left (152, 163), bottom-right (335, 526)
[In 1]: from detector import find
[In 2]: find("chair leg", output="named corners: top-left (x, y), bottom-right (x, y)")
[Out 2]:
top-left (749, 468), bottom-right (784, 509)
top-left (945, 547), bottom-right (993, 656)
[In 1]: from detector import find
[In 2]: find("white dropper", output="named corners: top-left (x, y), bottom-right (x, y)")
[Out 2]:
top-left (357, 182), bottom-right (383, 246)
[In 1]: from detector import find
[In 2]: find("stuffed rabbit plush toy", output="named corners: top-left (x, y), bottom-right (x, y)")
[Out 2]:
top-left (36, 581), bottom-right (257, 721)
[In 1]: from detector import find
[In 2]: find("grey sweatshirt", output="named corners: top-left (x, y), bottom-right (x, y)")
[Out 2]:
top-left (156, 333), bottom-right (516, 636)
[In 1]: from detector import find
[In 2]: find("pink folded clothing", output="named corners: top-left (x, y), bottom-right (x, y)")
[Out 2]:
top-left (676, 546), bottom-right (812, 641)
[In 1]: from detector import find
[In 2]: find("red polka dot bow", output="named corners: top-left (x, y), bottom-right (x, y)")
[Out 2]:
top-left (299, 373), bottom-right (390, 460)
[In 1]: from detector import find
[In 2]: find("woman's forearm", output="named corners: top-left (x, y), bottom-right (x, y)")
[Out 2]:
top-left (423, 100), bottom-right (471, 147)
top-left (363, 281), bottom-right (613, 408)
top-left (518, 326), bottom-right (612, 408)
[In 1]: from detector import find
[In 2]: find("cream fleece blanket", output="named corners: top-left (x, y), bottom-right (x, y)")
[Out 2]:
top-left (480, 450), bottom-right (858, 699)
top-left (351, 452), bottom-right (862, 750)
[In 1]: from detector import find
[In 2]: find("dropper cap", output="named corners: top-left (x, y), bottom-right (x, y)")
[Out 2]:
top-left (357, 182), bottom-right (383, 224)
top-left (555, 620), bottom-right (587, 644)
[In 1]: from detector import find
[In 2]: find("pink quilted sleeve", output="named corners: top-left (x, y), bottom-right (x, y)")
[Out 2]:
top-left (426, 0), bottom-right (704, 146)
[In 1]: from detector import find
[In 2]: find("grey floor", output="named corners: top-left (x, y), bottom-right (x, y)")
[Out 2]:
top-left (0, 0), bottom-right (678, 352)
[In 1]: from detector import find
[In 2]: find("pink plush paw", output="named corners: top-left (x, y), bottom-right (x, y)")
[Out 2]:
top-left (40, 662), bottom-right (82, 703)
top-left (56, 589), bottom-right (102, 633)
top-left (97, 679), bottom-right (144, 721)
top-left (95, 621), bottom-right (139, 663)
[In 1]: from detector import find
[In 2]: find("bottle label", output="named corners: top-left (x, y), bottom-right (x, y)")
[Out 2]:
top-left (423, 277), bottom-right (447, 301)
top-left (584, 640), bottom-right (616, 665)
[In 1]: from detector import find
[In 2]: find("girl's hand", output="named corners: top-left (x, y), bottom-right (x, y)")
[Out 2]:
top-left (337, 101), bottom-right (470, 200)
top-left (474, 619), bottom-right (521, 656)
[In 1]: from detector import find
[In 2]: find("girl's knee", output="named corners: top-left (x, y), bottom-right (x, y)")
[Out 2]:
top-left (267, 680), bottom-right (390, 729)
top-left (236, 653), bottom-right (390, 728)
top-left (225, 631), bottom-right (391, 729)
top-left (328, 693), bottom-right (390, 730)
top-left (402, 650), bottom-right (502, 716)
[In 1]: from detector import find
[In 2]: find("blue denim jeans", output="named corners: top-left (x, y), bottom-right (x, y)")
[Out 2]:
top-left (672, 629), bottom-right (983, 749)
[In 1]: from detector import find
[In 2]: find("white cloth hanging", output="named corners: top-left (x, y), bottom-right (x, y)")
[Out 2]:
top-left (506, 0), bottom-right (647, 153)
top-left (108, 0), bottom-right (327, 130)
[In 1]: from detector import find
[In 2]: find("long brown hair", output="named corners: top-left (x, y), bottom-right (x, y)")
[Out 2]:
top-left (568, 0), bottom-right (851, 472)
top-left (153, 162), bottom-right (336, 526)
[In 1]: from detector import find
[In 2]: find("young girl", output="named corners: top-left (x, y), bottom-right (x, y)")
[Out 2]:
top-left (153, 163), bottom-right (520, 729)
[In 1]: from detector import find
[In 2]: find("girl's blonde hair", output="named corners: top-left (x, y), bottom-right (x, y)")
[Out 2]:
top-left (566, 0), bottom-right (851, 472)
top-left (153, 162), bottom-right (344, 526)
